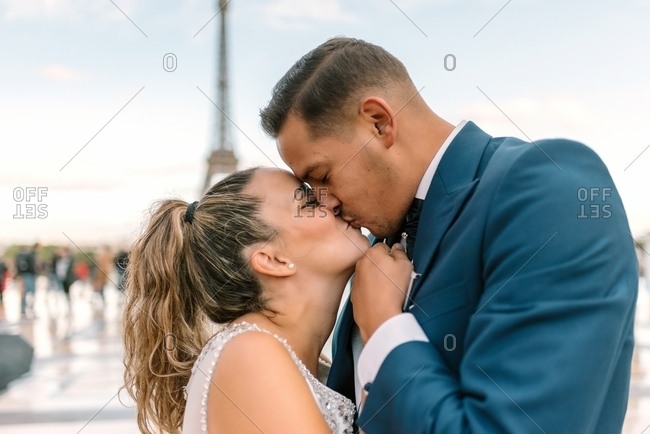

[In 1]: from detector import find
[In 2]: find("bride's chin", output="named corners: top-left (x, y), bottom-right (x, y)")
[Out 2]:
top-left (344, 268), bottom-right (356, 280)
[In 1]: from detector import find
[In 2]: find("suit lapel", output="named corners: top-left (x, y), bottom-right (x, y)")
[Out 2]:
top-left (411, 180), bottom-right (478, 278)
top-left (410, 122), bottom-right (492, 301)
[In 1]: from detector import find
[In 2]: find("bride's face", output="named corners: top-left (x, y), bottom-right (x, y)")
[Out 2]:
top-left (246, 169), bottom-right (370, 277)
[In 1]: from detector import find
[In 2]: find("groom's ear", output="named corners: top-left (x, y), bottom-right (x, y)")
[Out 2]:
top-left (359, 97), bottom-right (396, 149)
top-left (247, 244), bottom-right (296, 278)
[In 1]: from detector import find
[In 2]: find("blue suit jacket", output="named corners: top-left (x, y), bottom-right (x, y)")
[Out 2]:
top-left (327, 122), bottom-right (638, 433)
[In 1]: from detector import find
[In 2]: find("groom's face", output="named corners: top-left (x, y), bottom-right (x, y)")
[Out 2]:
top-left (277, 113), bottom-right (403, 238)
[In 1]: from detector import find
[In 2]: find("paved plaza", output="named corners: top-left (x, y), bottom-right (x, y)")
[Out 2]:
top-left (0, 278), bottom-right (649, 433)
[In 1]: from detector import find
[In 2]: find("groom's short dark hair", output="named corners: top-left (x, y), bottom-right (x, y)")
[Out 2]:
top-left (260, 37), bottom-right (412, 139)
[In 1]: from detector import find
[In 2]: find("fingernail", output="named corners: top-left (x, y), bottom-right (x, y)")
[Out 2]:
top-left (393, 243), bottom-right (405, 250)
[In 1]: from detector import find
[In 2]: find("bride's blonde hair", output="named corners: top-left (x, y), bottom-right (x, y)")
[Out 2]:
top-left (122, 168), bottom-right (277, 434)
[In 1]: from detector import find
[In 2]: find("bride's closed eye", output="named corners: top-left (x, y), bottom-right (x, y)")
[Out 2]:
top-left (298, 183), bottom-right (320, 208)
top-left (302, 191), bottom-right (320, 209)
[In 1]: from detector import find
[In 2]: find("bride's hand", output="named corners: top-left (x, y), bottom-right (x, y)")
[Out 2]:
top-left (351, 243), bottom-right (414, 344)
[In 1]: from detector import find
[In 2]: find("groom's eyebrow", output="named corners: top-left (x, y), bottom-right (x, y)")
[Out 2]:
top-left (298, 163), bottom-right (318, 182)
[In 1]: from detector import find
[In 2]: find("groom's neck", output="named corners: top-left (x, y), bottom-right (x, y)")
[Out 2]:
top-left (396, 107), bottom-right (454, 198)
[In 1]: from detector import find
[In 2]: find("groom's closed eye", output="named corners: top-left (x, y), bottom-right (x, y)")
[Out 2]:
top-left (309, 168), bottom-right (329, 186)
top-left (318, 173), bottom-right (330, 185)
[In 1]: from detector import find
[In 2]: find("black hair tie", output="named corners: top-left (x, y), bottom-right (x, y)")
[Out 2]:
top-left (184, 201), bottom-right (199, 223)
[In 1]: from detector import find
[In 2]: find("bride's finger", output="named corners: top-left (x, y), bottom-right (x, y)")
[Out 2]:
top-left (390, 243), bottom-right (408, 260)
top-left (372, 242), bottom-right (391, 254)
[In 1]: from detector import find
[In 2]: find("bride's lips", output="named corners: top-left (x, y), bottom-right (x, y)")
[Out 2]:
top-left (342, 216), bottom-right (361, 230)
top-left (346, 221), bottom-right (362, 231)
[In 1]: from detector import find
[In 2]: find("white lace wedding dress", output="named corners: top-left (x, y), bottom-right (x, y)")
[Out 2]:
top-left (181, 322), bottom-right (355, 434)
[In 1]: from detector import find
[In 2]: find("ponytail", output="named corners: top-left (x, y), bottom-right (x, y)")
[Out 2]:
top-left (122, 168), bottom-right (276, 434)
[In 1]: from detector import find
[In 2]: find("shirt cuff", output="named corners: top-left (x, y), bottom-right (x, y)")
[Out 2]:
top-left (357, 313), bottom-right (428, 390)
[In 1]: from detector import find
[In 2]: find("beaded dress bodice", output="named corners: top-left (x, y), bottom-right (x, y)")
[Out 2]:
top-left (181, 322), bottom-right (355, 434)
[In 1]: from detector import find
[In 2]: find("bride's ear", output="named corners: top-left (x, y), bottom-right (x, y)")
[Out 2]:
top-left (248, 245), bottom-right (296, 278)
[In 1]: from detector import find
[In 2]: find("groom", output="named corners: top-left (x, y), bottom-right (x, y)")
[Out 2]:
top-left (261, 37), bottom-right (638, 433)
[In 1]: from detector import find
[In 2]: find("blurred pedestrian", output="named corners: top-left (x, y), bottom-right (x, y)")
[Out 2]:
top-left (114, 249), bottom-right (128, 292)
top-left (75, 260), bottom-right (90, 287)
top-left (0, 256), bottom-right (8, 310)
top-left (45, 249), bottom-right (61, 292)
top-left (14, 243), bottom-right (40, 317)
top-left (93, 246), bottom-right (113, 305)
top-left (54, 246), bottom-right (76, 307)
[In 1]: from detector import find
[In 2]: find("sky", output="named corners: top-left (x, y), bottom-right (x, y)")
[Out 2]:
top-left (1, 0), bottom-right (649, 247)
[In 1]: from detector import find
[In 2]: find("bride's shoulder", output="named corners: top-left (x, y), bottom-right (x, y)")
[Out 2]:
top-left (218, 328), bottom-right (293, 370)
top-left (208, 327), bottom-right (332, 433)
top-left (213, 325), bottom-right (306, 388)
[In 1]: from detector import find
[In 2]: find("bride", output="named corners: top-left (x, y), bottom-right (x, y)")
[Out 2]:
top-left (122, 168), bottom-right (408, 433)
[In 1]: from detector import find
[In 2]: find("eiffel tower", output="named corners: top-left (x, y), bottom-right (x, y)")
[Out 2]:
top-left (203, 0), bottom-right (238, 193)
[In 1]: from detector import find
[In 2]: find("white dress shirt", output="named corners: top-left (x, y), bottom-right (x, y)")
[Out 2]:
top-left (353, 120), bottom-right (467, 407)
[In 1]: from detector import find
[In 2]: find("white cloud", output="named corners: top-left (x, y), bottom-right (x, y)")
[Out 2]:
top-left (0, 0), bottom-right (140, 22)
top-left (457, 95), bottom-right (596, 139)
top-left (1, 0), bottom-right (67, 20)
top-left (390, 0), bottom-right (453, 7)
top-left (264, 0), bottom-right (356, 29)
top-left (36, 64), bottom-right (89, 82)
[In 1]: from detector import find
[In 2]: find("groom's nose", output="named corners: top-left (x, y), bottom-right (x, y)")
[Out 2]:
top-left (317, 187), bottom-right (341, 216)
